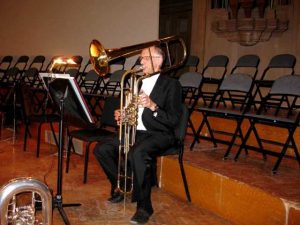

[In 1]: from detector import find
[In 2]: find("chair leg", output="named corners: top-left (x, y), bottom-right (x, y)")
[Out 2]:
top-left (84, 142), bottom-right (92, 184)
top-left (50, 122), bottom-right (59, 149)
top-left (24, 123), bottom-right (29, 151)
top-left (272, 127), bottom-right (296, 174)
top-left (223, 119), bottom-right (243, 159)
top-left (190, 115), bottom-right (206, 150)
top-left (178, 146), bottom-right (191, 202)
top-left (37, 123), bottom-right (43, 158)
top-left (66, 137), bottom-right (73, 173)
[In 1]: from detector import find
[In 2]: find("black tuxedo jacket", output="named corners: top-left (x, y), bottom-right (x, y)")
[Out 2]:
top-left (141, 73), bottom-right (182, 135)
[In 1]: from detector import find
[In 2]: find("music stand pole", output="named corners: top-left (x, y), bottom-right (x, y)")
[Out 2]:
top-left (53, 89), bottom-right (81, 225)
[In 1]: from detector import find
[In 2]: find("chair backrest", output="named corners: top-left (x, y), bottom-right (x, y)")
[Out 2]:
top-left (0, 56), bottom-right (13, 71)
top-left (43, 56), bottom-right (60, 72)
top-left (14, 55), bottom-right (29, 72)
top-left (179, 72), bottom-right (203, 107)
top-left (174, 104), bottom-right (189, 141)
top-left (160, 104), bottom-right (189, 156)
top-left (202, 55), bottom-right (229, 80)
top-left (185, 55), bottom-right (200, 71)
top-left (131, 57), bottom-right (141, 70)
top-left (230, 54), bottom-right (260, 79)
top-left (100, 96), bottom-right (120, 127)
top-left (61, 55), bottom-right (83, 73)
top-left (65, 68), bottom-right (79, 78)
top-left (260, 54), bottom-right (296, 81)
top-left (109, 56), bottom-right (126, 71)
top-left (28, 55), bottom-right (45, 71)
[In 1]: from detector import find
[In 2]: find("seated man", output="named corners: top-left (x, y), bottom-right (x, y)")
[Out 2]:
top-left (93, 45), bottom-right (182, 224)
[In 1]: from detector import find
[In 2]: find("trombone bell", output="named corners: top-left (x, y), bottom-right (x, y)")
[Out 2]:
top-left (89, 39), bottom-right (110, 76)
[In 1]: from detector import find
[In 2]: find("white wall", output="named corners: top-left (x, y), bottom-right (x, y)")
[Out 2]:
top-left (0, 0), bottom-right (159, 69)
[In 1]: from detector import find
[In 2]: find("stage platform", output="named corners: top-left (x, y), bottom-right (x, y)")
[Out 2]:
top-left (160, 136), bottom-right (300, 225)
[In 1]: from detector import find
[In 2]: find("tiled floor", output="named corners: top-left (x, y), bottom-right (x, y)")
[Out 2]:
top-left (0, 129), bottom-right (232, 225)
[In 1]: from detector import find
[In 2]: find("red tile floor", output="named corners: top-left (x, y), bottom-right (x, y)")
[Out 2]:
top-left (0, 128), bottom-right (233, 225)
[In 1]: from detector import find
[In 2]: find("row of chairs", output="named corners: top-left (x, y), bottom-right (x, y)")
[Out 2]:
top-left (179, 70), bottom-right (300, 174)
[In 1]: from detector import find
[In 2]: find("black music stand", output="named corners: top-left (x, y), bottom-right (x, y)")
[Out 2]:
top-left (46, 77), bottom-right (95, 225)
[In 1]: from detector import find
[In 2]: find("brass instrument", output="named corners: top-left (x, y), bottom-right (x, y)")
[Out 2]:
top-left (89, 35), bottom-right (187, 194)
top-left (0, 177), bottom-right (52, 225)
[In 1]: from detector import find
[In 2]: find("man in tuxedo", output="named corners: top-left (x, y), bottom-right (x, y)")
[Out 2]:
top-left (93, 45), bottom-right (182, 224)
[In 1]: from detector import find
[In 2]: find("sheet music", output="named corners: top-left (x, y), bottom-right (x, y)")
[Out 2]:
top-left (40, 73), bottom-right (95, 124)
top-left (39, 73), bottom-right (70, 90)
top-left (68, 77), bottom-right (95, 124)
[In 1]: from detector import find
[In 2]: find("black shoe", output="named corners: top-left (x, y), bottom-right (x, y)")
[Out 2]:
top-left (107, 192), bottom-right (124, 203)
top-left (130, 208), bottom-right (153, 224)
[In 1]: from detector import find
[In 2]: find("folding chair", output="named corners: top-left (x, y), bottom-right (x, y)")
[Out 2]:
top-left (178, 71), bottom-right (203, 140)
top-left (190, 73), bottom-right (255, 160)
top-left (65, 96), bottom-right (119, 183)
top-left (200, 55), bottom-right (229, 106)
top-left (234, 75), bottom-right (300, 173)
top-left (254, 54), bottom-right (296, 104)
top-left (153, 104), bottom-right (191, 201)
top-left (19, 82), bottom-right (60, 157)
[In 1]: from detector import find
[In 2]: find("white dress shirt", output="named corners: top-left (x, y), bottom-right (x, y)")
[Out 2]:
top-left (136, 74), bottom-right (160, 131)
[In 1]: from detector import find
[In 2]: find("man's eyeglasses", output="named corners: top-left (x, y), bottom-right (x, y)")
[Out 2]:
top-left (139, 56), bottom-right (161, 61)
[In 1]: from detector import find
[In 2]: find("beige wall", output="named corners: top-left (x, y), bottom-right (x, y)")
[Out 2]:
top-left (192, 0), bottom-right (300, 77)
top-left (0, 0), bottom-right (159, 68)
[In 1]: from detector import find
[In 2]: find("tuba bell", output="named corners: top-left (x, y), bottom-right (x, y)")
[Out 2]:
top-left (89, 35), bottom-right (187, 195)
top-left (0, 177), bottom-right (52, 225)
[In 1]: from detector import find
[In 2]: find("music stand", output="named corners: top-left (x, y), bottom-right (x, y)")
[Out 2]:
top-left (45, 76), bottom-right (95, 225)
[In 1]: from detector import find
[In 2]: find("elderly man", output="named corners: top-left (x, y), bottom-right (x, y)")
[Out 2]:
top-left (94, 45), bottom-right (182, 224)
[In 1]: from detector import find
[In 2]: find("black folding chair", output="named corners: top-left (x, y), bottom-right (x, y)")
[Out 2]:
top-left (178, 71), bottom-right (203, 140)
top-left (155, 104), bottom-right (191, 202)
top-left (65, 96), bottom-right (119, 183)
top-left (200, 55), bottom-right (229, 106)
top-left (190, 73), bottom-right (255, 160)
top-left (254, 54), bottom-right (296, 104)
top-left (19, 82), bottom-right (60, 157)
top-left (234, 75), bottom-right (300, 173)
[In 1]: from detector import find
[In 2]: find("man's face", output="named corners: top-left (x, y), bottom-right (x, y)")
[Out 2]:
top-left (140, 47), bottom-right (162, 75)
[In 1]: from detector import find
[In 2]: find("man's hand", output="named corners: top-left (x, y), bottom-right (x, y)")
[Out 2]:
top-left (114, 109), bottom-right (121, 125)
top-left (139, 91), bottom-right (157, 111)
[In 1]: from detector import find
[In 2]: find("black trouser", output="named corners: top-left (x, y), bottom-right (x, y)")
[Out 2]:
top-left (93, 130), bottom-right (175, 212)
